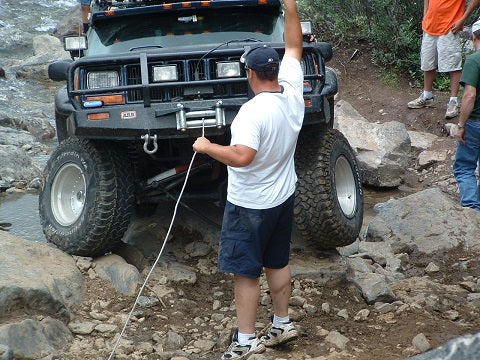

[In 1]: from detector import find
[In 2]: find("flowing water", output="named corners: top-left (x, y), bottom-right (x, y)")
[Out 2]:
top-left (0, 0), bottom-right (78, 241)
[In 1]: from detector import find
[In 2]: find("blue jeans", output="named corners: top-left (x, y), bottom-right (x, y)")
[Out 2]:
top-left (453, 120), bottom-right (480, 211)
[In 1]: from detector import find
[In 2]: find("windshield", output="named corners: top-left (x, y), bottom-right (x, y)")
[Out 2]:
top-left (87, 8), bottom-right (284, 55)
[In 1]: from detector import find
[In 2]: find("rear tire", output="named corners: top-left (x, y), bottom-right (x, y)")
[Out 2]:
top-left (295, 128), bottom-right (363, 248)
top-left (39, 137), bottom-right (135, 256)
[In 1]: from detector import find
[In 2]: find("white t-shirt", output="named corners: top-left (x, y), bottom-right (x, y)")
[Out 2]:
top-left (227, 55), bottom-right (304, 209)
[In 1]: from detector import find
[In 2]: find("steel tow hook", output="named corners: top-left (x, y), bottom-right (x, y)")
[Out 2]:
top-left (141, 134), bottom-right (158, 154)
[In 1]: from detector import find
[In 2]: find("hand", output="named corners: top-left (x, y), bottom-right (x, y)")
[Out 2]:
top-left (193, 136), bottom-right (211, 154)
top-left (452, 19), bottom-right (464, 34)
top-left (456, 127), bottom-right (466, 145)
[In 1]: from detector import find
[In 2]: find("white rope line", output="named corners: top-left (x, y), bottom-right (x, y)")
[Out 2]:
top-left (108, 122), bottom-right (205, 359)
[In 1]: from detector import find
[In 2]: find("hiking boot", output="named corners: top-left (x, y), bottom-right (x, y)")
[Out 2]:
top-left (221, 330), bottom-right (265, 359)
top-left (260, 320), bottom-right (298, 347)
top-left (445, 100), bottom-right (460, 119)
top-left (408, 94), bottom-right (434, 109)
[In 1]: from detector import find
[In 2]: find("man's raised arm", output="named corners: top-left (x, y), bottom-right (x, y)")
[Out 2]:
top-left (283, 0), bottom-right (303, 61)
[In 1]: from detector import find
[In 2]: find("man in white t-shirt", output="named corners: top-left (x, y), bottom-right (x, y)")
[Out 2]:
top-left (192, 0), bottom-right (304, 357)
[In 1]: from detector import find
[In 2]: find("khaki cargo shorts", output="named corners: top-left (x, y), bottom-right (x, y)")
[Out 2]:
top-left (421, 31), bottom-right (462, 73)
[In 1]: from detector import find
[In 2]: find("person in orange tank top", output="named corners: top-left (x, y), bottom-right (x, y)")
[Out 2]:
top-left (408, 0), bottom-right (480, 119)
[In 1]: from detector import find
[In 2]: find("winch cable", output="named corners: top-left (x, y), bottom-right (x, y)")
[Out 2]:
top-left (108, 122), bottom-right (206, 359)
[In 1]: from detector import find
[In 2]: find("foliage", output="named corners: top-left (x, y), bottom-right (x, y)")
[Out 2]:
top-left (298, 0), bottom-right (423, 72)
top-left (298, 0), bottom-right (479, 87)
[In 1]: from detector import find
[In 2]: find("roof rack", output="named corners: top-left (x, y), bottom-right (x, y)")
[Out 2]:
top-left (93, 0), bottom-right (280, 11)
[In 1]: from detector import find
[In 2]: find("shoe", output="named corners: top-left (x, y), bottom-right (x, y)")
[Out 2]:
top-left (445, 100), bottom-right (460, 119)
top-left (260, 320), bottom-right (298, 347)
top-left (221, 330), bottom-right (265, 359)
top-left (408, 94), bottom-right (434, 109)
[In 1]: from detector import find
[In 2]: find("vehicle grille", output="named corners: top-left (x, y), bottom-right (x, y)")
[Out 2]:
top-left (125, 57), bottom-right (247, 103)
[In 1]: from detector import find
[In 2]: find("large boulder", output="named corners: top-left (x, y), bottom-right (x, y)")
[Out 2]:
top-left (365, 188), bottom-right (480, 254)
top-left (0, 318), bottom-right (72, 359)
top-left (334, 99), bottom-right (411, 187)
top-left (0, 231), bottom-right (84, 320)
top-left (0, 145), bottom-right (42, 183)
top-left (14, 34), bottom-right (68, 82)
top-left (0, 116), bottom-right (55, 141)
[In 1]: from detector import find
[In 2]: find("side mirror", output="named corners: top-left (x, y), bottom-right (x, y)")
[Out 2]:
top-left (48, 60), bottom-right (73, 81)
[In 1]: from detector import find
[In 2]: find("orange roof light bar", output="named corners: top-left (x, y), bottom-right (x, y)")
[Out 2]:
top-left (105, 9), bottom-right (115, 16)
top-left (163, 3), bottom-right (173, 9)
top-left (258, 0), bottom-right (268, 4)
top-left (88, 112), bottom-right (110, 121)
top-left (182, 1), bottom-right (192, 7)
top-left (201, 1), bottom-right (211, 6)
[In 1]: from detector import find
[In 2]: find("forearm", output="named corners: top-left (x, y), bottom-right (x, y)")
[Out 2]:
top-left (283, 0), bottom-right (303, 60)
top-left (458, 94), bottom-right (475, 126)
top-left (202, 143), bottom-right (254, 167)
top-left (459, 0), bottom-right (480, 23)
top-left (424, 0), bottom-right (429, 17)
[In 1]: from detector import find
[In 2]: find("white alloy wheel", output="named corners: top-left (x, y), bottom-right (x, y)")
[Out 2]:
top-left (50, 163), bottom-right (86, 226)
top-left (335, 155), bottom-right (356, 218)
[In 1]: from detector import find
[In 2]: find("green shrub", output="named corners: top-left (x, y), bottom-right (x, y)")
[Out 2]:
top-left (298, 0), bottom-right (423, 73)
top-left (298, 0), bottom-right (479, 87)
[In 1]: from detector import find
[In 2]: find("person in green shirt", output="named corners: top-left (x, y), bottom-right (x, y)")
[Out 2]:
top-left (453, 19), bottom-right (480, 211)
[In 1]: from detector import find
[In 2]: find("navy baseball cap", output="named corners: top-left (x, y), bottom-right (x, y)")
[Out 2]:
top-left (240, 44), bottom-right (280, 72)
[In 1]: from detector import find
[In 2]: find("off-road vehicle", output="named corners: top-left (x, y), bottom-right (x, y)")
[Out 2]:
top-left (39, 0), bottom-right (363, 256)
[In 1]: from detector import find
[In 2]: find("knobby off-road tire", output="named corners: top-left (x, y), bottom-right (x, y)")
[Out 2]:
top-left (39, 137), bottom-right (135, 257)
top-left (294, 128), bottom-right (363, 248)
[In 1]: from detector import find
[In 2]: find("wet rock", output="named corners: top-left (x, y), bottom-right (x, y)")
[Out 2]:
top-left (335, 99), bottom-right (411, 187)
top-left (0, 232), bottom-right (84, 320)
top-left (0, 318), bottom-right (72, 359)
top-left (0, 67), bottom-right (5, 79)
top-left (94, 254), bottom-right (143, 296)
top-left (0, 115), bottom-right (55, 141)
top-left (0, 145), bottom-right (42, 183)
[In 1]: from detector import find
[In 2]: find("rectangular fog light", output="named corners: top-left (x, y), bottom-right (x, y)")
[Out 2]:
top-left (153, 65), bottom-right (178, 82)
top-left (216, 61), bottom-right (241, 78)
top-left (87, 71), bottom-right (119, 89)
